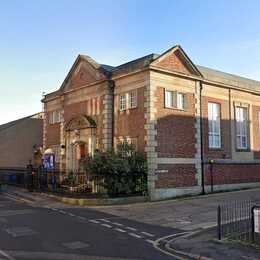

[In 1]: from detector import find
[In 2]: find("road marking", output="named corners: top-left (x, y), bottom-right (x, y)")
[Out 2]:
top-left (112, 222), bottom-right (123, 226)
top-left (126, 227), bottom-right (137, 231)
top-left (146, 239), bottom-right (155, 244)
top-left (68, 213), bottom-right (76, 217)
top-left (141, 231), bottom-right (155, 237)
top-left (101, 224), bottom-right (112, 228)
top-left (153, 232), bottom-right (192, 260)
top-left (129, 233), bottom-right (142, 239)
top-left (4, 193), bottom-right (33, 204)
top-left (0, 249), bottom-right (16, 260)
top-left (59, 210), bottom-right (66, 214)
top-left (77, 216), bottom-right (86, 221)
top-left (89, 220), bottom-right (100, 224)
top-left (100, 219), bottom-right (110, 223)
top-left (51, 208), bottom-right (58, 211)
top-left (115, 228), bottom-right (127, 233)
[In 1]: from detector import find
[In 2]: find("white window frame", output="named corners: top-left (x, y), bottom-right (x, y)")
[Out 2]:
top-left (177, 92), bottom-right (185, 110)
top-left (49, 110), bottom-right (62, 125)
top-left (235, 106), bottom-right (248, 150)
top-left (208, 102), bottom-right (221, 149)
top-left (165, 90), bottom-right (174, 108)
top-left (165, 89), bottom-right (186, 110)
top-left (129, 90), bottom-right (137, 109)
top-left (119, 94), bottom-right (126, 111)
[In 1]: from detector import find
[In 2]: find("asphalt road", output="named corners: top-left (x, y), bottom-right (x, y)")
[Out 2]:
top-left (0, 192), bottom-right (182, 260)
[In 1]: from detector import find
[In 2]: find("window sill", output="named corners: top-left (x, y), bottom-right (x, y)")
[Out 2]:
top-left (208, 147), bottom-right (223, 151)
top-left (119, 107), bottom-right (138, 112)
top-left (49, 122), bottom-right (61, 126)
top-left (164, 106), bottom-right (186, 112)
top-left (236, 148), bottom-right (251, 152)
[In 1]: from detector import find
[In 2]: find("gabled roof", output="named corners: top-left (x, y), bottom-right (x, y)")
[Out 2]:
top-left (151, 45), bottom-right (203, 77)
top-left (58, 54), bottom-right (112, 93)
top-left (43, 44), bottom-right (260, 101)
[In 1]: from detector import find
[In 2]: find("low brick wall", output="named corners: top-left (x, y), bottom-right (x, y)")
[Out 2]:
top-left (155, 164), bottom-right (197, 188)
top-left (205, 163), bottom-right (260, 185)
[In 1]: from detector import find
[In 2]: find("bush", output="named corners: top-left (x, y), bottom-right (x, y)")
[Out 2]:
top-left (83, 142), bottom-right (147, 197)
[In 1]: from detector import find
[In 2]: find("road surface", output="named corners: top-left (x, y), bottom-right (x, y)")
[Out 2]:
top-left (0, 191), bottom-right (182, 260)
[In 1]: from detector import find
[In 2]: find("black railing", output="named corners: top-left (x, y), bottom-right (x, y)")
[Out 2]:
top-left (217, 200), bottom-right (253, 241)
top-left (0, 167), bottom-right (147, 198)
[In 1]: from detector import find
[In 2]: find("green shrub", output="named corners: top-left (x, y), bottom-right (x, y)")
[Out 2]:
top-left (83, 141), bottom-right (147, 197)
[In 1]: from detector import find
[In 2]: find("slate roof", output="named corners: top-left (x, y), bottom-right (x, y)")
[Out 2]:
top-left (197, 65), bottom-right (260, 93)
top-left (111, 53), bottom-right (159, 76)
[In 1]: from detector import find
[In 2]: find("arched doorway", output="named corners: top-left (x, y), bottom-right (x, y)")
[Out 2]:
top-left (65, 115), bottom-right (96, 173)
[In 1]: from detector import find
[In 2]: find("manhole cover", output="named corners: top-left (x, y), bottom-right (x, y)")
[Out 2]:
top-left (5, 227), bottom-right (37, 237)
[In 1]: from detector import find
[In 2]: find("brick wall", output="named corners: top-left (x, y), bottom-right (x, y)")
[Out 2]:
top-left (114, 87), bottom-right (146, 151)
top-left (155, 86), bottom-right (196, 158)
top-left (0, 118), bottom-right (43, 168)
top-left (205, 164), bottom-right (260, 185)
top-left (45, 123), bottom-right (60, 146)
top-left (63, 98), bottom-right (103, 149)
top-left (156, 50), bottom-right (193, 75)
top-left (155, 164), bottom-right (197, 188)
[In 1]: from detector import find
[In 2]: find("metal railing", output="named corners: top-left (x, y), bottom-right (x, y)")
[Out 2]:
top-left (217, 200), bottom-right (253, 241)
top-left (0, 167), bottom-right (147, 198)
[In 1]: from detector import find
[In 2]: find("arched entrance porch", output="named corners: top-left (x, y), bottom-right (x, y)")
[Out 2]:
top-left (64, 115), bottom-right (96, 173)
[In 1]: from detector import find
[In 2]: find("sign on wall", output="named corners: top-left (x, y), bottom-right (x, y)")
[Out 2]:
top-left (43, 154), bottom-right (55, 171)
top-left (254, 208), bottom-right (260, 233)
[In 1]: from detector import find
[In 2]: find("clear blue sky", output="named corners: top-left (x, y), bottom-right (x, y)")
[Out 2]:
top-left (0, 0), bottom-right (260, 124)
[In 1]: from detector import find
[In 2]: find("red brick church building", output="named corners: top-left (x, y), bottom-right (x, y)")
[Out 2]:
top-left (42, 45), bottom-right (260, 200)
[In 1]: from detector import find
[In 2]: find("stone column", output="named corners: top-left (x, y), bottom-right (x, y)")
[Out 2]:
top-left (102, 81), bottom-right (114, 151)
top-left (144, 75), bottom-right (158, 201)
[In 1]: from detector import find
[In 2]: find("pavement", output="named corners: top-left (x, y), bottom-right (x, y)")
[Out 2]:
top-left (168, 227), bottom-right (260, 260)
top-left (2, 186), bottom-right (260, 259)
top-left (91, 188), bottom-right (260, 231)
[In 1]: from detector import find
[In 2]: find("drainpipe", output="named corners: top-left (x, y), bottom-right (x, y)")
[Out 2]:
top-left (199, 81), bottom-right (205, 195)
top-left (109, 80), bottom-right (115, 150)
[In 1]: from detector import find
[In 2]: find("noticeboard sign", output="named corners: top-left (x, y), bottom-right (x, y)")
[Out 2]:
top-left (43, 154), bottom-right (55, 171)
top-left (254, 208), bottom-right (260, 233)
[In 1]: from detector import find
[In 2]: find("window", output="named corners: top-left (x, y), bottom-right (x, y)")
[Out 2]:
top-left (208, 103), bottom-right (221, 148)
top-left (119, 94), bottom-right (126, 111)
top-left (165, 89), bottom-right (186, 110)
top-left (49, 112), bottom-right (54, 124)
top-left (116, 137), bottom-right (138, 152)
top-left (165, 90), bottom-right (174, 108)
top-left (236, 106), bottom-right (248, 150)
top-left (129, 90), bottom-right (137, 108)
top-left (119, 91), bottom-right (138, 111)
top-left (49, 110), bottom-right (63, 125)
top-left (177, 92), bottom-right (185, 110)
